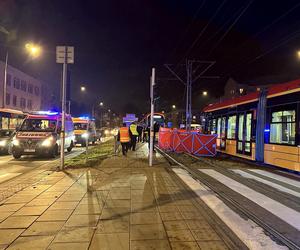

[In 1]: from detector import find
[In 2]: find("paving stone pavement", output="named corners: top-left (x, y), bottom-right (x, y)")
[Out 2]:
top-left (0, 144), bottom-right (231, 250)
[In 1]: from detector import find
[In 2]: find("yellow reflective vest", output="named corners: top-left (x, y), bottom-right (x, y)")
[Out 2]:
top-left (130, 124), bottom-right (139, 136)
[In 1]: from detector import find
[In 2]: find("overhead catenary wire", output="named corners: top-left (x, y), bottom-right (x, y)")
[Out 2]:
top-left (168, 0), bottom-right (206, 60)
top-left (207, 0), bottom-right (254, 58)
top-left (175, 0), bottom-right (227, 68)
top-left (222, 28), bottom-right (300, 77)
top-left (214, 1), bottom-right (300, 77)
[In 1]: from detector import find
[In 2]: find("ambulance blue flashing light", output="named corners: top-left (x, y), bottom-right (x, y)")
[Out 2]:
top-left (36, 111), bottom-right (59, 115)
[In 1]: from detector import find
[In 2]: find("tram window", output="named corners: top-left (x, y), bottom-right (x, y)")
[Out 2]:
top-left (1, 117), bottom-right (9, 130)
top-left (9, 118), bottom-right (18, 129)
top-left (217, 118), bottom-right (221, 137)
top-left (221, 117), bottom-right (226, 138)
top-left (270, 110), bottom-right (295, 145)
top-left (245, 113), bottom-right (252, 142)
top-left (211, 119), bottom-right (217, 134)
top-left (227, 115), bottom-right (236, 139)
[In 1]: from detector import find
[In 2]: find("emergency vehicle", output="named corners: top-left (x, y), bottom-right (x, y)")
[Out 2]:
top-left (11, 111), bottom-right (74, 159)
top-left (72, 117), bottom-right (97, 146)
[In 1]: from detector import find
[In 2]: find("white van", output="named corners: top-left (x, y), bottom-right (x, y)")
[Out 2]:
top-left (11, 111), bottom-right (74, 159)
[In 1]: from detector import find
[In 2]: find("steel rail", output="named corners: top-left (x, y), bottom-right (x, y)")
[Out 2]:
top-left (156, 147), bottom-right (300, 250)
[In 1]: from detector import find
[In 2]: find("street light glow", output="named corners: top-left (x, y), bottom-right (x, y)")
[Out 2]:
top-left (25, 43), bottom-right (42, 58)
top-left (202, 91), bottom-right (208, 96)
top-left (297, 51), bottom-right (300, 58)
top-left (99, 102), bottom-right (104, 106)
top-left (80, 86), bottom-right (86, 92)
top-left (172, 105), bottom-right (176, 109)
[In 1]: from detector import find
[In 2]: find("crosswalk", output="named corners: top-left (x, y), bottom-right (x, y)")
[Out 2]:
top-left (200, 169), bottom-right (300, 231)
top-left (232, 169), bottom-right (300, 198)
top-left (173, 166), bottom-right (300, 250)
top-left (173, 168), bottom-right (288, 250)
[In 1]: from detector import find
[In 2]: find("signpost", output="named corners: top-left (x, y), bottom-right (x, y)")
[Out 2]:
top-left (56, 46), bottom-right (74, 170)
top-left (149, 68), bottom-right (155, 166)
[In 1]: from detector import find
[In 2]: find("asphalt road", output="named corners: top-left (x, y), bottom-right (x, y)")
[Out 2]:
top-left (0, 147), bottom-right (86, 184)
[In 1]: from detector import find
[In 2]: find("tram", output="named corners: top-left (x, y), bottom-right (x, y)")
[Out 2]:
top-left (203, 78), bottom-right (300, 172)
top-left (140, 112), bottom-right (165, 127)
top-left (0, 109), bottom-right (25, 153)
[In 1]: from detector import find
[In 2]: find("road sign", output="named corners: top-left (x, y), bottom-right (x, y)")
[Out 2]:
top-left (56, 46), bottom-right (74, 64)
top-left (56, 45), bottom-right (74, 171)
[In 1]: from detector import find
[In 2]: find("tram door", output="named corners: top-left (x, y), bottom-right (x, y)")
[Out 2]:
top-left (237, 112), bottom-right (252, 155)
top-left (217, 117), bottom-right (226, 150)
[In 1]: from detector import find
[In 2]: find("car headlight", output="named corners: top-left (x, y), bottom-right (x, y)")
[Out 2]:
top-left (42, 137), bottom-right (54, 147)
top-left (0, 140), bottom-right (7, 147)
top-left (81, 133), bottom-right (89, 138)
top-left (12, 137), bottom-right (20, 146)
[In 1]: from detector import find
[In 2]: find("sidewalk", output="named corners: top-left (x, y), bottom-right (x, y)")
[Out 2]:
top-left (0, 144), bottom-right (233, 250)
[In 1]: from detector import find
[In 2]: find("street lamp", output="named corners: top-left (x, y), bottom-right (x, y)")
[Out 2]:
top-left (202, 91), bottom-right (208, 96)
top-left (80, 86), bottom-right (86, 92)
top-left (172, 105), bottom-right (176, 109)
top-left (99, 102), bottom-right (104, 106)
top-left (25, 43), bottom-right (42, 59)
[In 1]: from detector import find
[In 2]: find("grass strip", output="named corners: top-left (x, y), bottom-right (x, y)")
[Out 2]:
top-left (65, 139), bottom-right (114, 168)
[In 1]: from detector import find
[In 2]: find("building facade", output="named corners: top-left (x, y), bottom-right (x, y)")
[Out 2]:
top-left (0, 61), bottom-right (42, 112)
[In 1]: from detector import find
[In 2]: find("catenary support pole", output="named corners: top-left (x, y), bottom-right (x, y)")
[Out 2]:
top-left (149, 67), bottom-right (155, 166)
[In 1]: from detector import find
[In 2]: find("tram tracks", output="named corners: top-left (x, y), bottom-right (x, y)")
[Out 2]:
top-left (156, 146), bottom-right (300, 250)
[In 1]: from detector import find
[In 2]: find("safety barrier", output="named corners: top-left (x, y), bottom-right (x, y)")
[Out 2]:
top-left (158, 128), bottom-right (217, 156)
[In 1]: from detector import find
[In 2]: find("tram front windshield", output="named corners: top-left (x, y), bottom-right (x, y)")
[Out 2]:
top-left (20, 119), bottom-right (57, 132)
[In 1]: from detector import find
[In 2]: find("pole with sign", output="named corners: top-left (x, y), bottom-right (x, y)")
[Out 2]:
top-left (56, 46), bottom-right (74, 170)
top-left (149, 68), bottom-right (155, 166)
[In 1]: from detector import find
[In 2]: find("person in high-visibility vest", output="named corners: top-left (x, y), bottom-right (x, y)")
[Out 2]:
top-left (129, 122), bottom-right (139, 151)
top-left (117, 123), bottom-right (131, 156)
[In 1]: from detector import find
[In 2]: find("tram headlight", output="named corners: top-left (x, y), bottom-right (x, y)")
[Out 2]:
top-left (81, 133), bottom-right (89, 139)
top-left (0, 140), bottom-right (7, 147)
top-left (12, 137), bottom-right (20, 146)
top-left (42, 136), bottom-right (54, 147)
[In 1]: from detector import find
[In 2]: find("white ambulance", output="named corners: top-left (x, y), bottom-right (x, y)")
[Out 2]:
top-left (11, 111), bottom-right (74, 159)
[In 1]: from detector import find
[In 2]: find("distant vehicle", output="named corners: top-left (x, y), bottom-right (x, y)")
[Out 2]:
top-left (140, 112), bottom-right (165, 127)
top-left (72, 117), bottom-right (97, 146)
top-left (0, 109), bottom-right (25, 154)
top-left (11, 111), bottom-right (74, 159)
top-left (0, 130), bottom-right (15, 154)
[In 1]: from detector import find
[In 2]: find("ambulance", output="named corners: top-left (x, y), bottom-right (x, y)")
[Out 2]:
top-left (11, 111), bottom-right (74, 159)
top-left (72, 117), bottom-right (97, 146)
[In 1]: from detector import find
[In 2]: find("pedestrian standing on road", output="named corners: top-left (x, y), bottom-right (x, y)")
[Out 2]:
top-left (117, 123), bottom-right (131, 156)
top-left (147, 121), bottom-right (161, 152)
top-left (137, 124), bottom-right (143, 143)
top-left (129, 122), bottom-right (139, 151)
top-left (143, 126), bottom-right (148, 143)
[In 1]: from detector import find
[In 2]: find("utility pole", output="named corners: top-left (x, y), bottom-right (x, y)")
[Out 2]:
top-left (165, 60), bottom-right (218, 131)
top-left (56, 46), bottom-right (74, 170)
top-left (0, 25), bottom-right (9, 108)
top-left (149, 67), bottom-right (155, 167)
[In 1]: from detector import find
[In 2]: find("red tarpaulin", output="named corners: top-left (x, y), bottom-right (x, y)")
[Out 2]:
top-left (158, 128), bottom-right (217, 156)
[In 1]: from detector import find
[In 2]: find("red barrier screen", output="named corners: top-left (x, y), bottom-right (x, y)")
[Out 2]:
top-left (158, 128), bottom-right (217, 156)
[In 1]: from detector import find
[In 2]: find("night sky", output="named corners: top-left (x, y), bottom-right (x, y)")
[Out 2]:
top-left (1, 0), bottom-right (300, 115)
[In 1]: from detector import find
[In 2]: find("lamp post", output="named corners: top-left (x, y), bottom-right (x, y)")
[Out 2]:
top-left (1, 39), bottom-right (42, 108)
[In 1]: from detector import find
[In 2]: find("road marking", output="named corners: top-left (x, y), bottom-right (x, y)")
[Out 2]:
top-left (200, 169), bottom-right (300, 231)
top-left (232, 169), bottom-right (300, 198)
top-left (249, 169), bottom-right (300, 188)
top-left (173, 168), bottom-right (287, 250)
